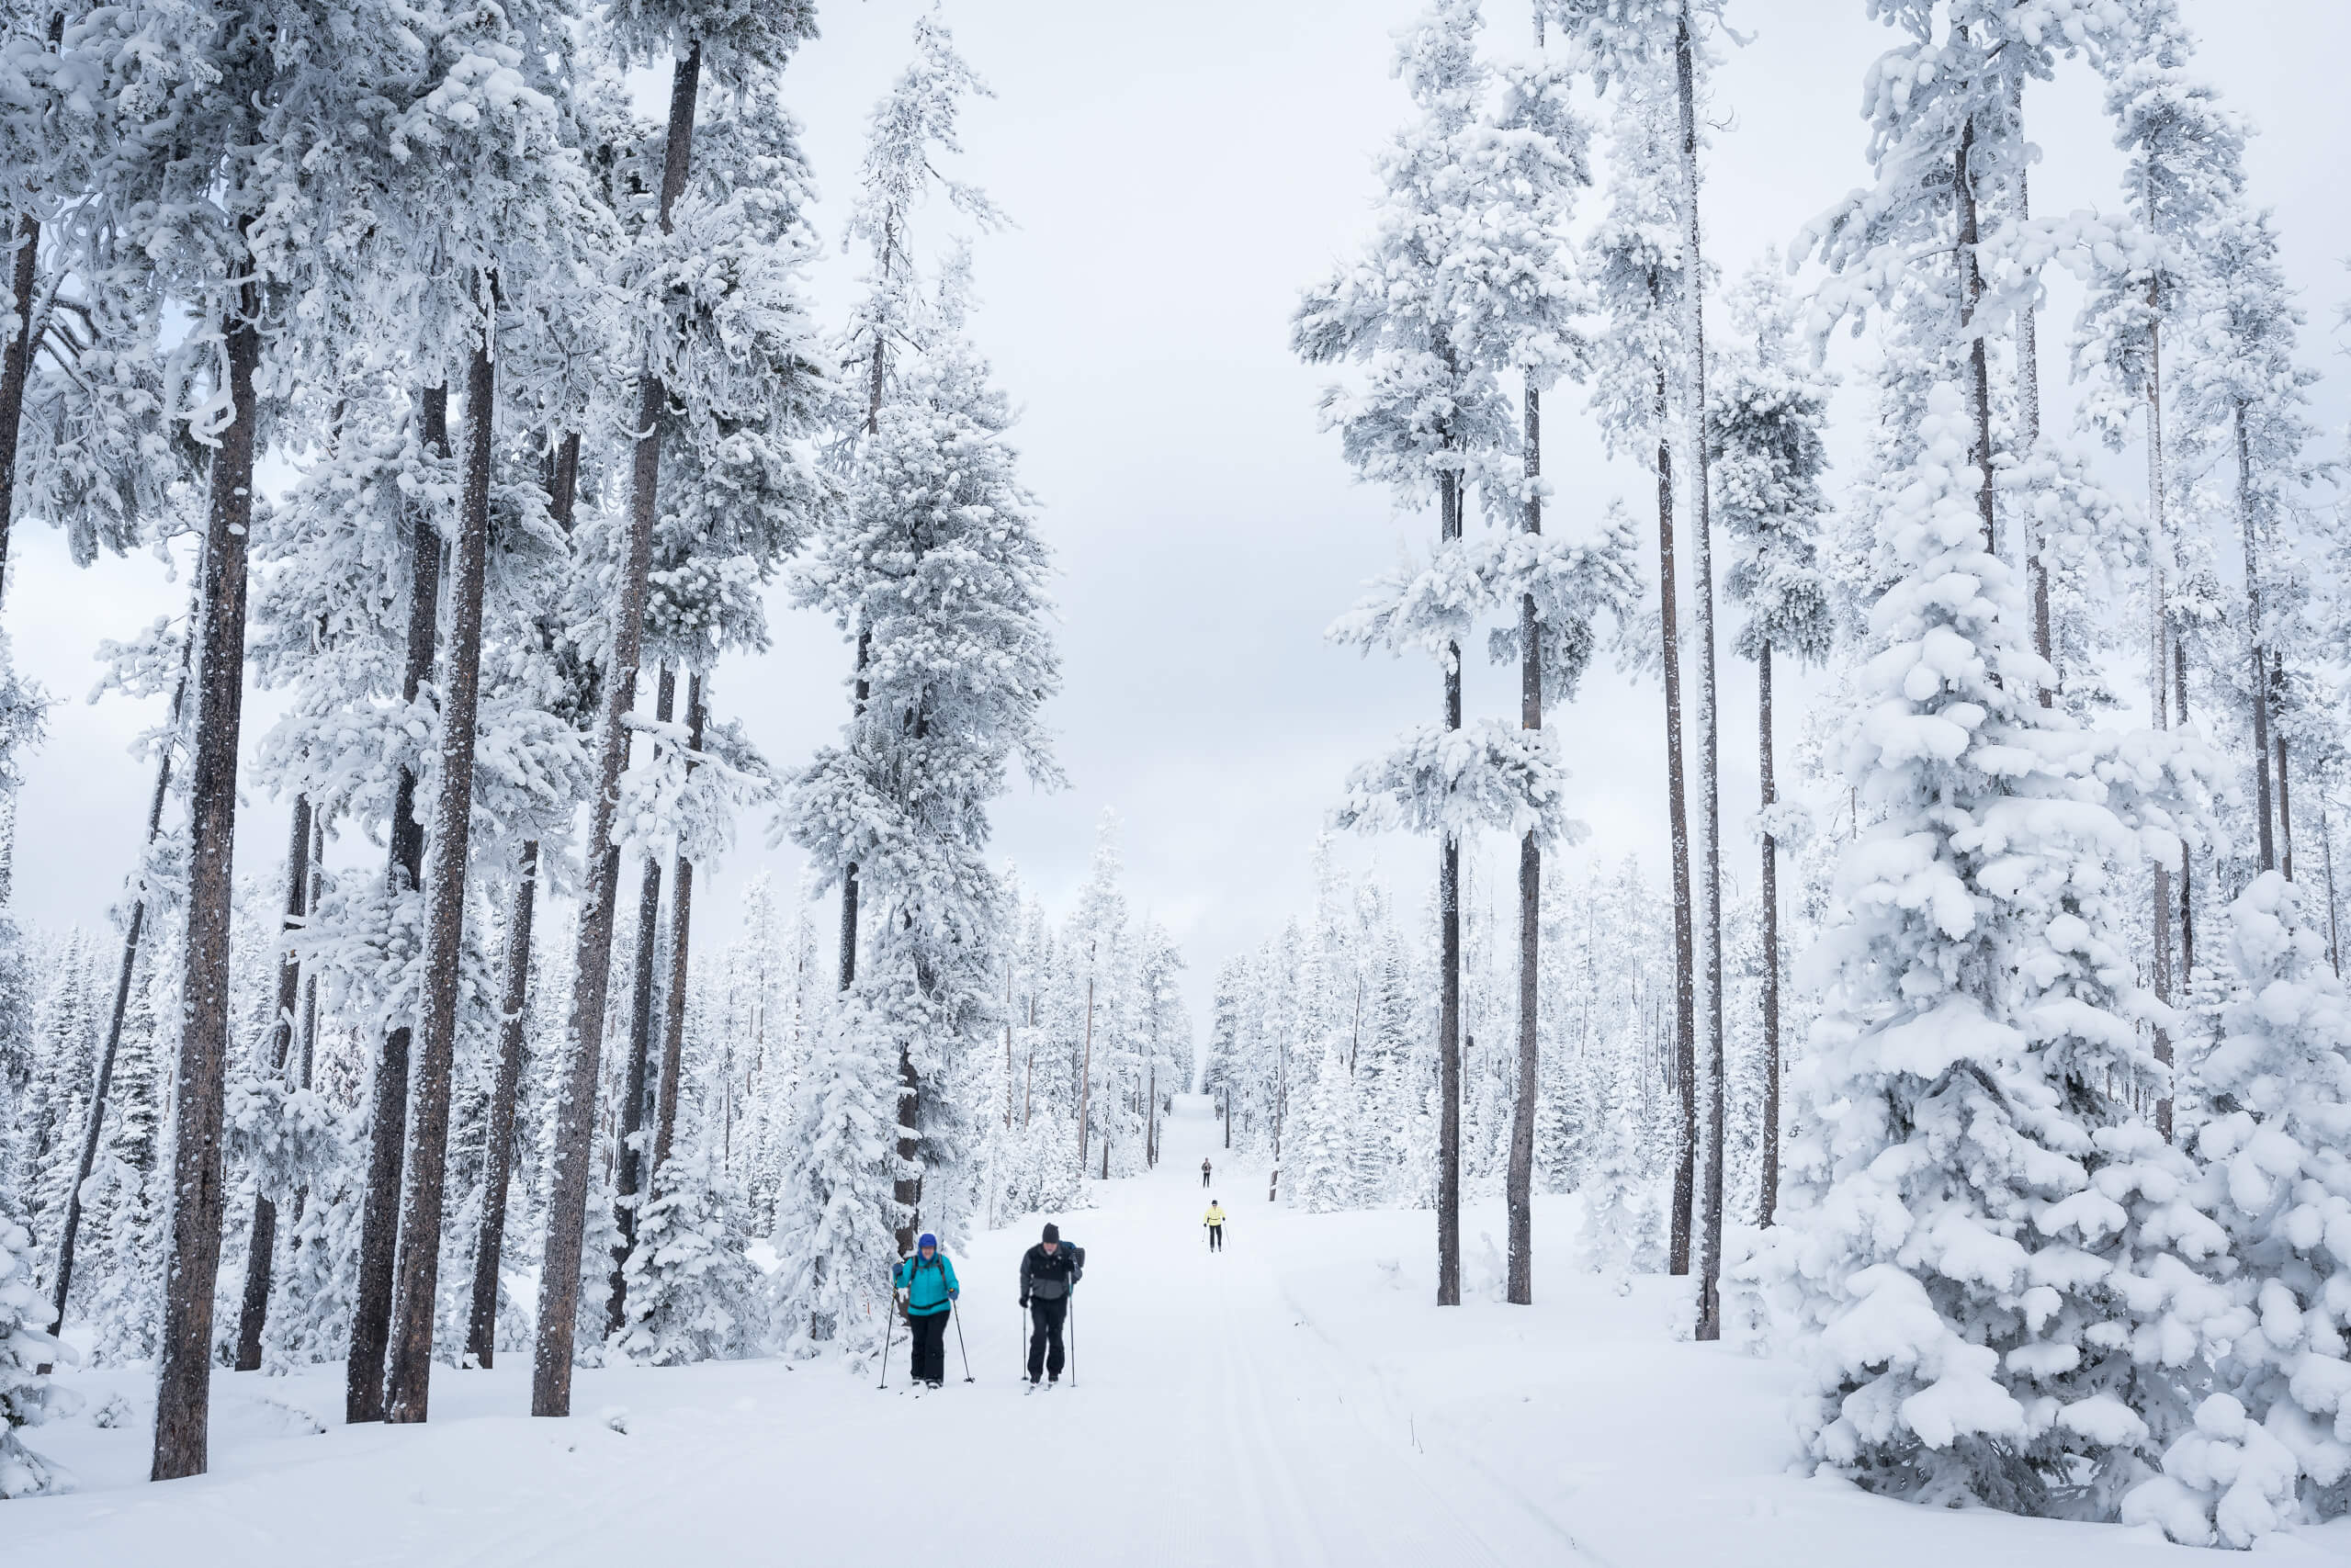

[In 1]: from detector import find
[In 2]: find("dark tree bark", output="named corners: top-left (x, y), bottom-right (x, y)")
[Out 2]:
top-left (1506, 380), bottom-right (1541, 1309)
top-left (2146, 294), bottom-right (2174, 1144)
top-left (232, 795), bottom-right (311, 1370)
top-left (651, 675), bottom-right (705, 1183)
top-left (1955, 117), bottom-right (1998, 557)
top-left (385, 334), bottom-right (499, 1424)
top-left (1758, 643), bottom-right (1782, 1226)
top-left (2176, 639), bottom-right (2194, 981)
top-left (1656, 382), bottom-right (1696, 1280)
top-left (348, 383), bottom-right (448, 1426)
top-left (1437, 467), bottom-right (1464, 1309)
top-left (45, 568), bottom-right (200, 1353)
top-left (2239, 405), bottom-right (2274, 873)
top-left (1677, 17), bottom-right (1726, 1345)
top-left (465, 430), bottom-right (576, 1369)
top-left (838, 626), bottom-right (870, 994)
top-left (151, 260), bottom-right (262, 1484)
top-left (607, 663), bottom-right (673, 1336)
top-left (0, 213), bottom-right (39, 595)
top-left (466, 839), bottom-right (537, 1371)
top-left (2014, 152), bottom-right (2056, 705)
top-left (534, 40), bottom-right (699, 1420)
top-left (2276, 680), bottom-right (2293, 882)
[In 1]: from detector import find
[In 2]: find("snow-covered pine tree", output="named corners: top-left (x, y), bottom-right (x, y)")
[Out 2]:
top-left (2121, 872), bottom-right (2351, 1545)
top-left (0, 1200), bottom-right (71, 1496)
top-left (1581, 53), bottom-right (1698, 1281)
top-left (1761, 386), bottom-right (2233, 1516)
top-left (532, 0), bottom-right (819, 1420)
top-left (1554, 0), bottom-right (1733, 1335)
top-left (1712, 254), bottom-right (1834, 1226)
top-left (780, 12), bottom-right (1057, 1334)
top-left (617, 1146), bottom-right (766, 1365)
top-left (1299, 0), bottom-right (1588, 1305)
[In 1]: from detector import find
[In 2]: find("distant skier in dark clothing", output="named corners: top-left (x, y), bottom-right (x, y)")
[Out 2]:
top-left (1201, 1157), bottom-right (1212, 1189)
top-left (1018, 1223), bottom-right (1083, 1388)
top-left (893, 1234), bottom-right (958, 1389)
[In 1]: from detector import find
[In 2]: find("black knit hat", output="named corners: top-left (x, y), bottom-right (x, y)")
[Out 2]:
top-left (1042, 1223), bottom-right (1060, 1243)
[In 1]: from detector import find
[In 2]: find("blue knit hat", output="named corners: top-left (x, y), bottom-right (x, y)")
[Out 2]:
top-left (917, 1233), bottom-right (937, 1251)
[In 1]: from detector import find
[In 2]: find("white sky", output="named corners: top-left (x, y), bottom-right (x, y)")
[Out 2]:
top-left (13, 0), bottom-right (2348, 1053)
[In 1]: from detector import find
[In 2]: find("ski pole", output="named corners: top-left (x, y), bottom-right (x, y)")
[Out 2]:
top-left (952, 1300), bottom-right (973, 1382)
top-left (1068, 1295), bottom-right (1078, 1389)
top-left (877, 1297), bottom-right (897, 1391)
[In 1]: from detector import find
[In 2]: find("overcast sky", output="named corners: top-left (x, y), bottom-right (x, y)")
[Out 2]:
top-left (12, 0), bottom-right (2348, 1055)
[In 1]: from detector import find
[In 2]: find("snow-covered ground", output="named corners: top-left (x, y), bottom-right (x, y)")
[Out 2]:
top-left (15, 1102), bottom-right (2347, 1564)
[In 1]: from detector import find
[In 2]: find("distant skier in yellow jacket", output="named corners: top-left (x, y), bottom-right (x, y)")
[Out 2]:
top-left (1204, 1201), bottom-right (1226, 1253)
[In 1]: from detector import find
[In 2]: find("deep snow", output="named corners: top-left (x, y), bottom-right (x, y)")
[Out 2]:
top-left (15, 1101), bottom-right (2351, 1564)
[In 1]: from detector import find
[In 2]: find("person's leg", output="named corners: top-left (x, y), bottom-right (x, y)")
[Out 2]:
top-left (921, 1313), bottom-right (946, 1382)
top-left (1027, 1303), bottom-right (1047, 1382)
top-left (1044, 1297), bottom-right (1067, 1379)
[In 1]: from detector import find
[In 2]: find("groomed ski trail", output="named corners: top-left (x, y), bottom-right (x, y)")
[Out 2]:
top-left (13, 1101), bottom-right (1582, 1567)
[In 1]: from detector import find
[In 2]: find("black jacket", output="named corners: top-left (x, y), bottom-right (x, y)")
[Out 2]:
top-left (1020, 1242), bottom-right (1085, 1301)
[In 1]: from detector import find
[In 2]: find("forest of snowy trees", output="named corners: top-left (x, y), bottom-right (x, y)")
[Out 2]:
top-left (2, 0), bottom-right (2350, 1552)
top-left (0, 0), bottom-right (1189, 1502)
top-left (1240, 0), bottom-right (2351, 1547)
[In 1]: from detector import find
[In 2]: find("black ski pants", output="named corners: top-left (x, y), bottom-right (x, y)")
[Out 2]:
top-left (1027, 1295), bottom-right (1068, 1382)
top-left (1202, 1169), bottom-right (1210, 1187)
top-left (909, 1309), bottom-right (949, 1383)
top-left (1207, 1224), bottom-right (1223, 1252)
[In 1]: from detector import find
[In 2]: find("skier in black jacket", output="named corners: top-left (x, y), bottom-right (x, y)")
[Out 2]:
top-left (1018, 1223), bottom-right (1083, 1389)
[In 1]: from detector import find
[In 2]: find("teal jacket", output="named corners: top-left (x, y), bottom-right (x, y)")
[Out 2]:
top-left (893, 1252), bottom-right (959, 1316)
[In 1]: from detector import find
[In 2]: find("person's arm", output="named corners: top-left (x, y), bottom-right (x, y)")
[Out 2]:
top-left (943, 1257), bottom-right (959, 1298)
top-left (1018, 1248), bottom-right (1033, 1302)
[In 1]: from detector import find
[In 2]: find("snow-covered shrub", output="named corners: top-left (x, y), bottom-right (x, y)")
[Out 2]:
top-left (0, 1207), bottom-right (73, 1497)
top-left (2121, 1393), bottom-right (2297, 1549)
top-left (2124, 873), bottom-right (2351, 1545)
top-left (618, 1150), bottom-right (769, 1365)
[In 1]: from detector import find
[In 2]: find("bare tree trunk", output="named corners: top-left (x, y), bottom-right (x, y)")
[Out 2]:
top-left (2325, 803), bottom-right (2341, 976)
top-left (386, 334), bottom-right (498, 1425)
top-left (152, 257), bottom-right (262, 1483)
top-left (2238, 404), bottom-right (2274, 873)
top-left (232, 795), bottom-right (311, 1370)
top-left (1676, 17), bottom-right (1726, 1343)
top-left (1078, 970), bottom-right (1094, 1169)
top-left (2012, 89), bottom-right (2055, 703)
top-left (2276, 682), bottom-right (2293, 881)
top-left (1438, 467), bottom-right (1464, 1308)
top-left (1955, 117), bottom-right (1997, 556)
top-left (45, 568), bottom-right (200, 1352)
top-left (466, 839), bottom-right (537, 1371)
top-left (2176, 640), bottom-right (2194, 982)
top-left (1758, 642), bottom-right (1781, 1226)
top-left (1656, 379), bottom-right (1696, 1280)
top-left (464, 430), bottom-right (575, 1371)
top-left (348, 383), bottom-right (448, 1427)
top-left (1507, 379), bottom-right (1541, 1309)
top-left (2145, 293), bottom-right (2174, 1144)
top-left (0, 212), bottom-right (39, 596)
top-left (534, 39), bottom-right (701, 1421)
top-left (651, 675), bottom-right (704, 1184)
top-left (607, 664), bottom-right (673, 1336)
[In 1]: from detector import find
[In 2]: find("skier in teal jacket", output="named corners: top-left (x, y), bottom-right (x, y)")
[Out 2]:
top-left (893, 1235), bottom-right (959, 1388)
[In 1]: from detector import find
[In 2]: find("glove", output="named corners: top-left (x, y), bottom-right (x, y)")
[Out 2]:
top-left (1019, 1296), bottom-right (1030, 1309)
top-left (947, 1288), bottom-right (959, 1302)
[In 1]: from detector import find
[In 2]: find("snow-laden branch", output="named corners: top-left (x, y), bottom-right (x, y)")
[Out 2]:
top-left (1332, 719), bottom-right (1588, 847)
